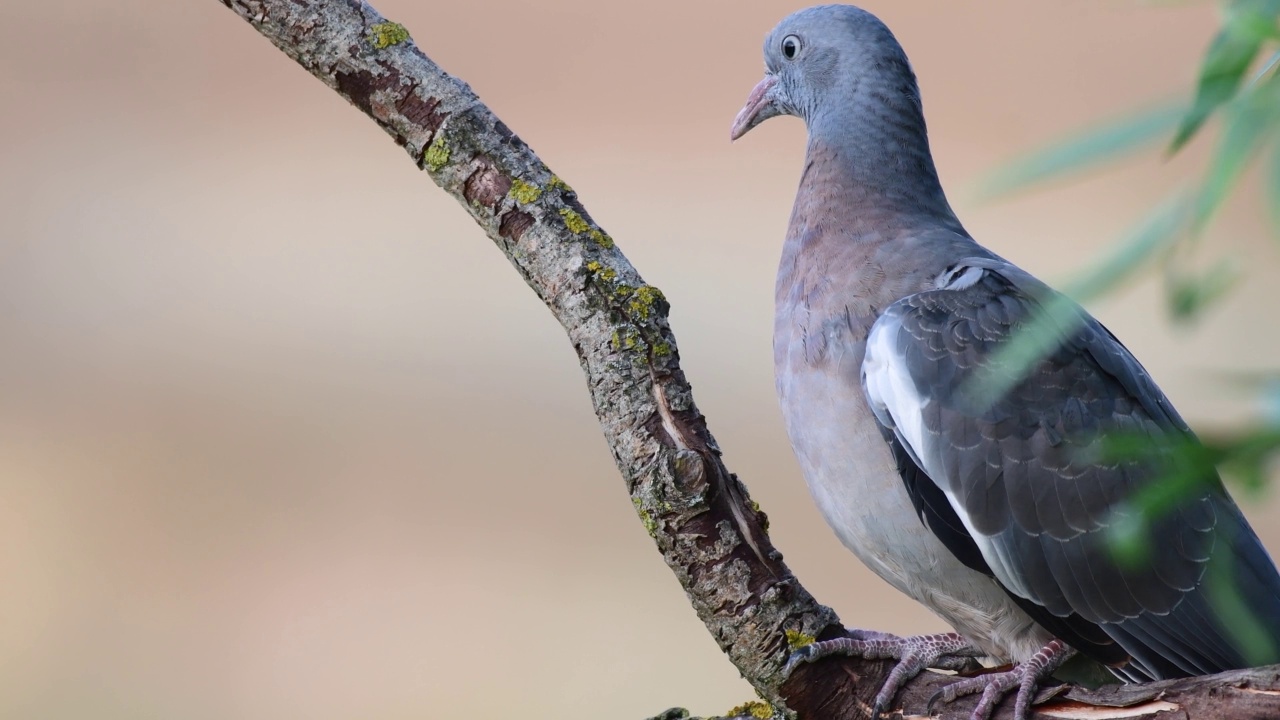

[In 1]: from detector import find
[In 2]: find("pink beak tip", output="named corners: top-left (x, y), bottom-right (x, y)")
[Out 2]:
top-left (729, 74), bottom-right (778, 143)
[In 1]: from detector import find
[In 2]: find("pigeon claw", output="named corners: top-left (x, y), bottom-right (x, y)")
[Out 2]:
top-left (927, 639), bottom-right (1073, 720)
top-left (781, 629), bottom-right (983, 719)
top-left (782, 644), bottom-right (818, 676)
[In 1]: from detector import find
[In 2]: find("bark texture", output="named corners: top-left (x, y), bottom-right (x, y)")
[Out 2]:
top-left (215, 2), bottom-right (1280, 718)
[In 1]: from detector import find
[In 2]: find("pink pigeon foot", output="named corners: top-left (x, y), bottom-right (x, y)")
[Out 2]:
top-left (784, 629), bottom-right (984, 718)
top-left (928, 639), bottom-right (1074, 720)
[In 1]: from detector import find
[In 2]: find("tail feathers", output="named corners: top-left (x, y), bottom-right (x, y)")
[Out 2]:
top-left (1104, 501), bottom-right (1280, 680)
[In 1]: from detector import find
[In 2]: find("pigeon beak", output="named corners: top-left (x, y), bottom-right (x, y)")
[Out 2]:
top-left (730, 74), bottom-right (781, 142)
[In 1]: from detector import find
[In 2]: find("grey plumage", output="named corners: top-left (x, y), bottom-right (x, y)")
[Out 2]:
top-left (865, 256), bottom-right (1280, 678)
top-left (732, 2), bottom-right (1280, 702)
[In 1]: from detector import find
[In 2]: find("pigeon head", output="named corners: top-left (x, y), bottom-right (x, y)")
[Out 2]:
top-left (729, 5), bottom-right (955, 222)
top-left (730, 5), bottom-right (922, 142)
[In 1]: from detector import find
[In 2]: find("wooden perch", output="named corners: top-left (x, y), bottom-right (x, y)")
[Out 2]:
top-left (215, 1), bottom-right (1280, 717)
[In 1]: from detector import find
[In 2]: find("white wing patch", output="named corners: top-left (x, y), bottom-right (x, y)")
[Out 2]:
top-left (864, 295), bottom-right (1037, 602)
top-left (863, 316), bottom-right (929, 471)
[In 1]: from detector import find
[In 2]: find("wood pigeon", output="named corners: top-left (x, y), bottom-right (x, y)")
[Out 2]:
top-left (730, 5), bottom-right (1280, 719)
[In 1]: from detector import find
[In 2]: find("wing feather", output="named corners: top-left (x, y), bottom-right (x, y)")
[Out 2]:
top-left (862, 258), bottom-right (1280, 677)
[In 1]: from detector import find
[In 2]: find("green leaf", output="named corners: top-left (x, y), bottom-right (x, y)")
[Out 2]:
top-left (977, 104), bottom-right (1184, 200)
top-left (1206, 527), bottom-right (1279, 666)
top-left (957, 293), bottom-right (1088, 413)
top-left (1223, 453), bottom-right (1269, 493)
top-left (1169, 2), bottom-right (1276, 152)
top-left (1194, 67), bottom-right (1280, 230)
top-left (1106, 511), bottom-right (1153, 567)
top-left (1099, 432), bottom-right (1218, 567)
top-left (1256, 46), bottom-right (1280, 80)
top-left (1165, 257), bottom-right (1240, 321)
top-left (1232, 0), bottom-right (1280, 41)
top-left (1213, 427), bottom-right (1280, 492)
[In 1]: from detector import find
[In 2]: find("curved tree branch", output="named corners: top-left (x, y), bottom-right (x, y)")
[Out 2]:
top-left (215, 2), bottom-right (1280, 718)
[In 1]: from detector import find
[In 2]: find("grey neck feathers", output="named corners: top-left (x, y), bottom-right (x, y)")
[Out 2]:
top-left (802, 71), bottom-right (963, 235)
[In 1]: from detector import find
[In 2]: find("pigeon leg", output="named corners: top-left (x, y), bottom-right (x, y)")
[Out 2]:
top-left (784, 629), bottom-right (984, 718)
top-left (928, 639), bottom-right (1073, 720)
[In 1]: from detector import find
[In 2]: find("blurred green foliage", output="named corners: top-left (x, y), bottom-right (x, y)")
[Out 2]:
top-left (976, 0), bottom-right (1280, 662)
top-left (976, 0), bottom-right (1280, 455)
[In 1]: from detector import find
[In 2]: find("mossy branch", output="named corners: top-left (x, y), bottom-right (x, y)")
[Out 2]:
top-left (215, 2), bottom-right (1280, 718)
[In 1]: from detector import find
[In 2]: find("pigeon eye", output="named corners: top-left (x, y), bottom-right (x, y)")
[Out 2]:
top-left (781, 35), bottom-right (801, 60)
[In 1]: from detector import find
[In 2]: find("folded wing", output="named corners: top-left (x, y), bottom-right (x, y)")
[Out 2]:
top-left (862, 257), bottom-right (1280, 679)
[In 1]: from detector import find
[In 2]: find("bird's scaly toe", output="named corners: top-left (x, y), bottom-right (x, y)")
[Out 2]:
top-left (783, 630), bottom-right (982, 718)
top-left (927, 639), bottom-right (1073, 720)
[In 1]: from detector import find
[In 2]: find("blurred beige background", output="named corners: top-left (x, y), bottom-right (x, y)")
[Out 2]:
top-left (2, 1), bottom-right (1278, 718)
